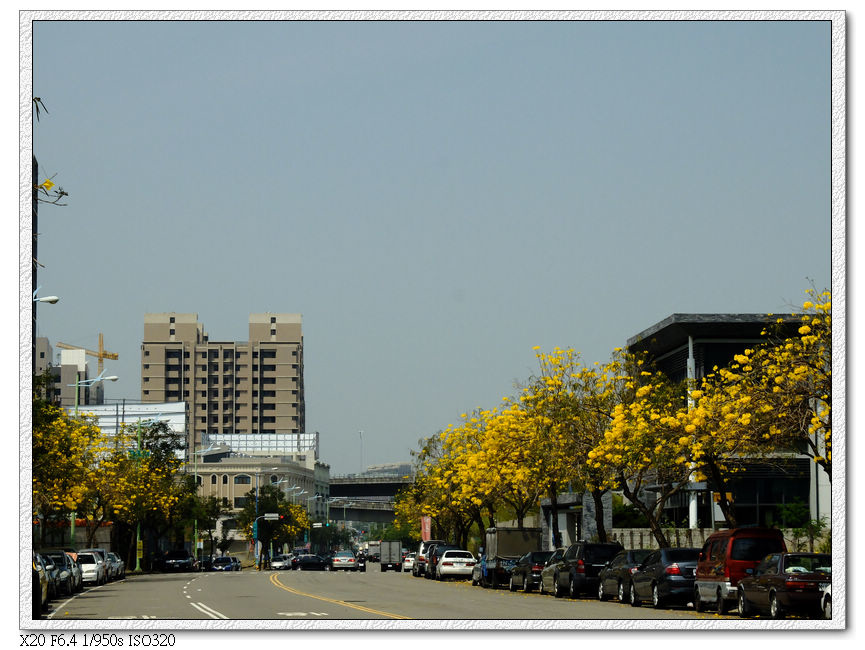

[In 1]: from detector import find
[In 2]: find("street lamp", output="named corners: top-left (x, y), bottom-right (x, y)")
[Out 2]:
top-left (253, 467), bottom-right (280, 568)
top-left (66, 371), bottom-right (117, 547)
top-left (33, 286), bottom-right (59, 304)
top-left (69, 370), bottom-right (118, 416)
top-left (191, 443), bottom-right (216, 566)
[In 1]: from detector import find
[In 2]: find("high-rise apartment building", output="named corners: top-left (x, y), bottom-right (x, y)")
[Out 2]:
top-left (141, 313), bottom-right (305, 450)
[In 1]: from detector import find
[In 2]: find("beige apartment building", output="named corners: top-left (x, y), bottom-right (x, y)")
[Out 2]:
top-left (141, 313), bottom-right (305, 451)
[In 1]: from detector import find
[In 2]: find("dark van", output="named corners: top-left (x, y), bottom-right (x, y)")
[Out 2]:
top-left (694, 527), bottom-right (787, 614)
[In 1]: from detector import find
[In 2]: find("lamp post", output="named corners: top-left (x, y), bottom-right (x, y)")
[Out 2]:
top-left (67, 371), bottom-right (117, 547)
top-left (254, 467), bottom-right (280, 568)
top-left (191, 443), bottom-right (216, 567)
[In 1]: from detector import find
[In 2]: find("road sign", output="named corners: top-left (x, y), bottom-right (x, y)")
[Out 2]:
top-left (312, 523), bottom-right (323, 528)
top-left (264, 513), bottom-right (280, 520)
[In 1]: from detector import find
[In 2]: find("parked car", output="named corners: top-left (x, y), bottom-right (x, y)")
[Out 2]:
top-left (292, 554), bottom-right (332, 571)
top-left (545, 541), bottom-right (624, 598)
top-left (163, 549), bottom-right (196, 572)
top-left (66, 553), bottom-right (83, 593)
top-left (821, 583), bottom-right (832, 620)
top-left (539, 548), bottom-right (567, 595)
top-left (426, 544), bottom-right (462, 579)
top-left (78, 548), bottom-right (109, 584)
top-left (32, 552), bottom-right (49, 618)
top-left (106, 552), bottom-right (126, 580)
top-left (198, 555), bottom-right (214, 572)
top-left (737, 552), bottom-right (831, 619)
top-left (597, 549), bottom-right (653, 603)
top-left (413, 539), bottom-right (446, 577)
top-left (230, 556), bottom-right (242, 571)
top-left (694, 527), bottom-right (787, 614)
top-left (41, 550), bottom-right (76, 596)
top-left (271, 554), bottom-right (293, 570)
top-left (508, 551), bottom-right (554, 593)
top-left (402, 552), bottom-right (416, 573)
top-left (332, 550), bottom-right (359, 571)
top-left (77, 552), bottom-right (106, 586)
top-left (629, 547), bottom-right (701, 609)
top-left (40, 553), bottom-right (63, 599)
top-left (211, 556), bottom-right (235, 572)
top-left (435, 549), bottom-right (476, 581)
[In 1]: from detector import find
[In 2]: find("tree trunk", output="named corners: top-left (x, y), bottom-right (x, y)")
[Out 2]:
top-left (591, 489), bottom-right (608, 543)
top-left (705, 458), bottom-right (738, 528)
top-left (548, 483), bottom-right (562, 548)
top-left (620, 478), bottom-right (670, 548)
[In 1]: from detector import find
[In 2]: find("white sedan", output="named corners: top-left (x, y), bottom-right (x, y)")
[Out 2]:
top-left (402, 553), bottom-right (416, 572)
top-left (77, 552), bottom-right (106, 586)
top-left (436, 550), bottom-right (476, 580)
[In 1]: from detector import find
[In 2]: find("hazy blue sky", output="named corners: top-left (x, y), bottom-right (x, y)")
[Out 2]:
top-left (30, 18), bottom-right (832, 475)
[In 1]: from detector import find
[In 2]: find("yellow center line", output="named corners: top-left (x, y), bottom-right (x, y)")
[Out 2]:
top-left (269, 572), bottom-right (412, 619)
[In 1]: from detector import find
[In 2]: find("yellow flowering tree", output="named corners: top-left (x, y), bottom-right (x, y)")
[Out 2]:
top-left (588, 371), bottom-right (692, 547)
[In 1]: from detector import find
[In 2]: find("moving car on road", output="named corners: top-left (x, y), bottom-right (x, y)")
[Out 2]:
top-left (332, 551), bottom-right (359, 571)
top-left (163, 549), bottom-right (196, 572)
top-left (292, 554), bottom-right (332, 571)
top-left (211, 556), bottom-right (235, 572)
top-left (402, 552), bottom-right (416, 573)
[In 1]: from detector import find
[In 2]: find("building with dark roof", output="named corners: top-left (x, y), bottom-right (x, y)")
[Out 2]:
top-left (626, 313), bottom-right (828, 530)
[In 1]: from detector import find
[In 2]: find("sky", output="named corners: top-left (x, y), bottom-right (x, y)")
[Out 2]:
top-left (27, 16), bottom-right (834, 477)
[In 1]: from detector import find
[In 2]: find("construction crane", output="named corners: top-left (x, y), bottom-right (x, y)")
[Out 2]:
top-left (55, 332), bottom-right (118, 375)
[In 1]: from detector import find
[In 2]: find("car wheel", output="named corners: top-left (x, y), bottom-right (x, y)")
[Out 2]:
top-left (553, 574), bottom-right (564, 598)
top-left (630, 582), bottom-right (641, 607)
top-left (769, 592), bottom-right (784, 620)
top-left (324, 565), bottom-right (331, 572)
top-left (738, 589), bottom-right (753, 618)
top-left (539, 577), bottom-right (546, 595)
top-left (823, 595), bottom-right (832, 620)
top-left (569, 576), bottom-right (577, 599)
top-left (509, 575), bottom-right (516, 592)
top-left (618, 581), bottom-right (629, 604)
top-left (694, 587), bottom-right (705, 612)
top-left (652, 584), bottom-right (663, 609)
top-left (523, 576), bottom-right (532, 593)
top-left (598, 580), bottom-right (608, 601)
top-left (716, 589), bottom-right (729, 615)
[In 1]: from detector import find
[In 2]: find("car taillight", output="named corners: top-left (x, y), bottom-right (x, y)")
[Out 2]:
top-left (665, 563), bottom-right (682, 576)
top-left (442, 562), bottom-right (453, 566)
top-left (576, 559), bottom-right (585, 574)
top-left (629, 566), bottom-right (639, 574)
top-left (532, 564), bottom-right (543, 571)
top-left (785, 576), bottom-right (818, 589)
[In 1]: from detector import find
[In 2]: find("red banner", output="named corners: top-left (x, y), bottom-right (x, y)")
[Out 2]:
top-left (421, 516), bottom-right (431, 541)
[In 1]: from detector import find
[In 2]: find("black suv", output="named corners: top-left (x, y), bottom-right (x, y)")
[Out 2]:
top-left (548, 541), bottom-right (623, 598)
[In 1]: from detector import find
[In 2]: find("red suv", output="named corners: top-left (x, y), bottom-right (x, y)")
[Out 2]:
top-left (694, 527), bottom-right (787, 614)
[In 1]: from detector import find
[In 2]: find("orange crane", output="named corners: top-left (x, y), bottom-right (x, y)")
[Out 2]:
top-left (55, 332), bottom-right (118, 374)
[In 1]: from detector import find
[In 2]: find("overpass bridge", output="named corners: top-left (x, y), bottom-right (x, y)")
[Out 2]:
top-left (326, 475), bottom-right (413, 525)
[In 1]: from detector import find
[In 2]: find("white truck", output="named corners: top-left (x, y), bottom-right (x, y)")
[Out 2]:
top-left (379, 540), bottom-right (403, 572)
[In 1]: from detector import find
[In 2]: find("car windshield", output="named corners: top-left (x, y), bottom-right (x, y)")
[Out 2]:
top-left (444, 551), bottom-right (473, 559)
top-left (531, 551), bottom-right (554, 563)
top-left (214, 558), bottom-right (231, 564)
top-left (730, 538), bottom-right (785, 561)
top-left (79, 555), bottom-right (95, 565)
top-left (335, 552), bottom-right (354, 557)
top-left (166, 551), bottom-right (190, 559)
top-left (783, 554), bottom-right (832, 574)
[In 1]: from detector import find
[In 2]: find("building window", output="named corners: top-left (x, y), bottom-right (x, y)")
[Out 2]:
top-left (234, 497), bottom-right (248, 508)
top-left (211, 475), bottom-right (217, 485)
top-left (222, 475), bottom-right (228, 485)
top-left (234, 475), bottom-right (251, 485)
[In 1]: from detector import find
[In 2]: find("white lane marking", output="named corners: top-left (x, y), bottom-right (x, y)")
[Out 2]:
top-left (190, 602), bottom-right (229, 619)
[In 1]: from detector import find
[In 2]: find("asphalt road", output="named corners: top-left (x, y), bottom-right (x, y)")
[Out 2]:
top-left (46, 567), bottom-right (718, 622)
